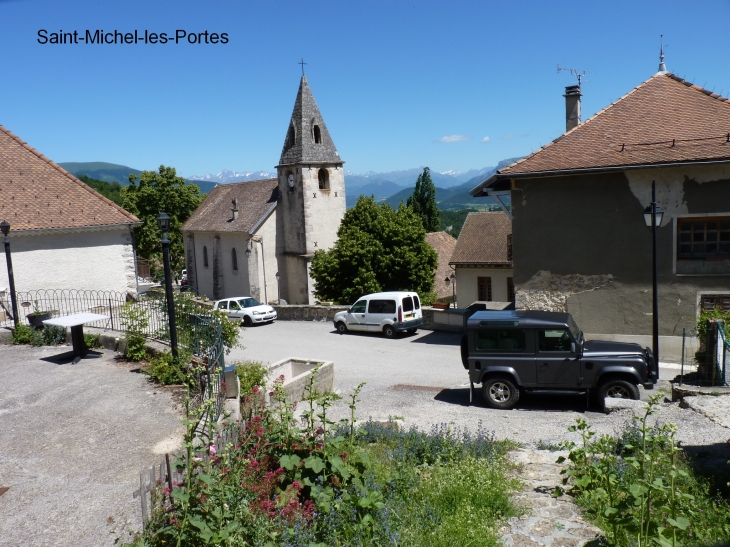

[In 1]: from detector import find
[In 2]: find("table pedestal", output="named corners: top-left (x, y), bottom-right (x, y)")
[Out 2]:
top-left (70, 325), bottom-right (88, 364)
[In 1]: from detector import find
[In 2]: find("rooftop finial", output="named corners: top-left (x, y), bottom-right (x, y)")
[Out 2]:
top-left (298, 58), bottom-right (307, 76)
top-left (658, 35), bottom-right (667, 73)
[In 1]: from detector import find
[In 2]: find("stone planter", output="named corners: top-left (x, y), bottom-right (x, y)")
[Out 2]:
top-left (266, 358), bottom-right (334, 403)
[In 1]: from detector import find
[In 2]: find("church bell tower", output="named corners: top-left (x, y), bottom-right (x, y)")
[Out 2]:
top-left (276, 75), bottom-right (346, 304)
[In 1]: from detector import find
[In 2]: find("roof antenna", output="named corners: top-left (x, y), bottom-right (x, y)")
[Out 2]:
top-left (557, 65), bottom-right (593, 86)
top-left (658, 35), bottom-right (668, 73)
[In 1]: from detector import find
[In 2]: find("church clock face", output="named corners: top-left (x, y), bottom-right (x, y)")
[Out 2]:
top-left (287, 174), bottom-right (295, 188)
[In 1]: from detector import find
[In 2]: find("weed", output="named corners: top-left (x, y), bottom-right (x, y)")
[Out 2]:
top-left (120, 301), bottom-right (148, 361)
top-left (234, 359), bottom-right (268, 396)
top-left (146, 349), bottom-right (193, 386)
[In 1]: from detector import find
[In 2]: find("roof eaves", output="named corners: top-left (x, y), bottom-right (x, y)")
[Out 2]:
top-left (249, 201), bottom-right (278, 235)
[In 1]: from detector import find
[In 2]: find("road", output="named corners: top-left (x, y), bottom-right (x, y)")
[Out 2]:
top-left (229, 320), bottom-right (729, 450)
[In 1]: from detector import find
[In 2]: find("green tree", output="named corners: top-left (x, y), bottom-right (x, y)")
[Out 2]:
top-left (406, 167), bottom-right (440, 232)
top-left (77, 174), bottom-right (123, 206)
top-left (121, 165), bottom-right (204, 274)
top-left (310, 196), bottom-right (438, 303)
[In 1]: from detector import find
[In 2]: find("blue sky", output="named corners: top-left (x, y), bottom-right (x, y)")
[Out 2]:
top-left (1, 0), bottom-right (729, 177)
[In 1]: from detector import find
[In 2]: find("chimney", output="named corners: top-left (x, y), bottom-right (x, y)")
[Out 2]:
top-left (231, 198), bottom-right (239, 221)
top-left (563, 85), bottom-right (582, 132)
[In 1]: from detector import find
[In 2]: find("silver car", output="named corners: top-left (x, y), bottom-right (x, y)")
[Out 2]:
top-left (213, 297), bottom-right (277, 326)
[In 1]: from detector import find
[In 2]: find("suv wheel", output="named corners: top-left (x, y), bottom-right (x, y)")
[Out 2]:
top-left (336, 322), bottom-right (348, 334)
top-left (383, 325), bottom-right (397, 338)
top-left (598, 379), bottom-right (639, 401)
top-left (482, 377), bottom-right (520, 410)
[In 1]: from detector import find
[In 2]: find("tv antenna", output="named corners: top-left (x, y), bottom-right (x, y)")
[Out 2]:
top-left (557, 66), bottom-right (593, 86)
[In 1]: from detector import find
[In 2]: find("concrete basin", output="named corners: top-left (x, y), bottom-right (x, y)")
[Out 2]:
top-left (266, 357), bottom-right (334, 402)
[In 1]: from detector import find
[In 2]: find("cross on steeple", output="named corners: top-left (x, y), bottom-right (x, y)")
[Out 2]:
top-left (298, 58), bottom-right (307, 76)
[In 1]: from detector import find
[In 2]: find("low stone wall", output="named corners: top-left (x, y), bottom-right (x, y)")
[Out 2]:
top-left (421, 307), bottom-right (465, 333)
top-left (272, 305), bottom-right (348, 322)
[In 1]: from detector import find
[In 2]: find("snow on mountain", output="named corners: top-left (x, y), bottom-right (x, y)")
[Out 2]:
top-left (188, 170), bottom-right (276, 183)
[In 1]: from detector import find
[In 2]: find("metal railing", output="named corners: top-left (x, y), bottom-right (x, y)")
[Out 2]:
top-left (717, 324), bottom-right (729, 386)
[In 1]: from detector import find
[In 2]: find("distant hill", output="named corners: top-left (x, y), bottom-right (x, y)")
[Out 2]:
top-left (59, 162), bottom-right (217, 194)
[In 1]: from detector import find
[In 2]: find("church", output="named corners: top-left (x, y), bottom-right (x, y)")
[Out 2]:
top-left (182, 76), bottom-right (346, 305)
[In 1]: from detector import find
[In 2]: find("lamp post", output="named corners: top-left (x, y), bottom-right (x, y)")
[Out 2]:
top-left (643, 180), bottom-right (664, 368)
top-left (156, 213), bottom-right (178, 358)
top-left (1, 221), bottom-right (19, 329)
top-left (275, 271), bottom-right (281, 304)
top-left (245, 236), bottom-right (267, 304)
top-left (450, 272), bottom-right (456, 308)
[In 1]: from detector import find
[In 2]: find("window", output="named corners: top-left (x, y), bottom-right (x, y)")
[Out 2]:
top-left (229, 301), bottom-right (241, 311)
top-left (678, 217), bottom-right (730, 259)
top-left (507, 277), bottom-right (515, 303)
top-left (231, 248), bottom-right (238, 271)
top-left (478, 277), bottom-right (492, 301)
top-left (538, 329), bottom-right (572, 352)
top-left (402, 297), bottom-right (414, 312)
top-left (701, 294), bottom-right (730, 312)
top-left (368, 300), bottom-right (396, 314)
top-left (217, 301), bottom-right (228, 310)
top-left (350, 300), bottom-right (366, 313)
top-left (203, 246), bottom-right (209, 268)
top-left (318, 168), bottom-right (330, 190)
top-left (313, 124), bottom-right (322, 144)
top-left (476, 329), bottom-right (526, 351)
top-left (238, 298), bottom-right (261, 308)
top-left (413, 295), bottom-right (421, 309)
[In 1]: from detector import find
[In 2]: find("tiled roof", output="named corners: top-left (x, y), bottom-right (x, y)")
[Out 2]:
top-left (425, 231), bottom-right (457, 298)
top-left (181, 178), bottom-right (279, 234)
top-left (472, 73), bottom-right (730, 193)
top-left (279, 76), bottom-right (343, 166)
top-left (0, 124), bottom-right (138, 231)
top-left (450, 212), bottom-right (511, 265)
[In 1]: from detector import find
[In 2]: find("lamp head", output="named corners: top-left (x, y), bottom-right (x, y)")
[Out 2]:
top-left (245, 247), bottom-right (251, 258)
top-left (643, 204), bottom-right (664, 229)
top-left (156, 212), bottom-right (171, 232)
top-left (450, 272), bottom-right (456, 281)
top-left (0, 220), bottom-right (9, 237)
top-left (444, 276), bottom-right (450, 286)
top-left (275, 271), bottom-right (280, 280)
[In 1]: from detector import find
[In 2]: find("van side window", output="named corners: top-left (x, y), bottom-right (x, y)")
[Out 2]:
top-left (476, 329), bottom-right (526, 351)
top-left (368, 299), bottom-right (396, 314)
top-left (413, 295), bottom-right (420, 309)
top-left (350, 300), bottom-right (367, 313)
top-left (538, 329), bottom-right (571, 352)
top-left (402, 297), bottom-right (414, 312)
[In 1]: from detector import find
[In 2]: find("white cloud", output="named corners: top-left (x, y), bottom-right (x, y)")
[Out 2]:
top-left (481, 136), bottom-right (490, 143)
top-left (502, 133), bottom-right (514, 140)
top-left (437, 135), bottom-right (472, 143)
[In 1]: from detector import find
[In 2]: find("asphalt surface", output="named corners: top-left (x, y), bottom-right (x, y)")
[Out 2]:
top-left (231, 321), bottom-right (730, 451)
top-left (0, 344), bottom-right (184, 547)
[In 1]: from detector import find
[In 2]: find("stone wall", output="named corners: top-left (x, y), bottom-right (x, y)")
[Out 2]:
top-left (272, 304), bottom-right (348, 321)
top-left (516, 270), bottom-right (613, 312)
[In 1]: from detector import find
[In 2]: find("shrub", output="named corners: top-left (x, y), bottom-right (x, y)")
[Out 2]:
top-left (42, 325), bottom-right (66, 346)
top-left (234, 360), bottom-right (268, 396)
top-left (12, 324), bottom-right (36, 345)
top-left (120, 301), bottom-right (148, 361)
top-left (147, 350), bottom-right (192, 385)
top-left (12, 324), bottom-right (66, 346)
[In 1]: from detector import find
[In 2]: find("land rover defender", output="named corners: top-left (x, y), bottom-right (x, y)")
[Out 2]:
top-left (461, 310), bottom-right (658, 409)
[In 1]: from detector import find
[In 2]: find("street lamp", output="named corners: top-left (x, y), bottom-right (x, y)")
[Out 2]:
top-left (642, 180), bottom-right (664, 368)
top-left (1, 221), bottom-right (19, 329)
top-left (245, 236), bottom-right (268, 304)
top-left (156, 212), bottom-right (178, 358)
top-left (450, 272), bottom-right (457, 308)
top-left (275, 271), bottom-right (281, 304)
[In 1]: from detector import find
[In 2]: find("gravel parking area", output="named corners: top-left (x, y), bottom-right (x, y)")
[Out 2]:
top-left (0, 344), bottom-right (184, 547)
top-left (231, 321), bottom-right (730, 452)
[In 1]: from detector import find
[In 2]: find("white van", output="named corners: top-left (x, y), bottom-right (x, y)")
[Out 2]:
top-left (333, 291), bottom-right (423, 338)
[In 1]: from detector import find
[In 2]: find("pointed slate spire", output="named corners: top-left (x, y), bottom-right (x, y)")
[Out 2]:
top-left (279, 76), bottom-right (343, 166)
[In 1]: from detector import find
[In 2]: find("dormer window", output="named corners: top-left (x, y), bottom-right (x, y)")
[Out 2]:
top-left (313, 124), bottom-right (322, 144)
top-left (285, 123), bottom-right (296, 150)
top-left (318, 168), bottom-right (330, 190)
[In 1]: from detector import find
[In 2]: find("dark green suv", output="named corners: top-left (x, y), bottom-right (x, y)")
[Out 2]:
top-left (461, 310), bottom-right (658, 409)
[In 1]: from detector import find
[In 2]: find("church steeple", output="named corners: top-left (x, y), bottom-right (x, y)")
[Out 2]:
top-left (279, 76), bottom-right (343, 166)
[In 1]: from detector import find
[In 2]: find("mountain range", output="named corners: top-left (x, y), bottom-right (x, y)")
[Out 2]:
top-left (59, 157), bottom-right (522, 211)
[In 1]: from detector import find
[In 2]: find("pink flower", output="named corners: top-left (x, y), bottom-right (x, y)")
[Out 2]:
top-left (209, 444), bottom-right (217, 456)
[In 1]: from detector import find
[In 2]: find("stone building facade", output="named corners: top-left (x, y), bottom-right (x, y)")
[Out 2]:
top-left (471, 70), bottom-right (730, 346)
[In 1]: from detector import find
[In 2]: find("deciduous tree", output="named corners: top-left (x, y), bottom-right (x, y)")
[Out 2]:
top-left (121, 165), bottom-right (204, 273)
top-left (310, 196), bottom-right (438, 303)
top-left (407, 167), bottom-right (440, 232)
